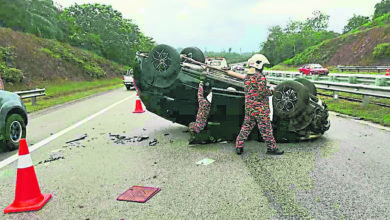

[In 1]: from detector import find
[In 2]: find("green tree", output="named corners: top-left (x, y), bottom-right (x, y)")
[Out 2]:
top-left (343, 14), bottom-right (370, 33)
top-left (0, 0), bottom-right (27, 31)
top-left (60, 3), bottom-right (137, 64)
top-left (259, 10), bottom-right (336, 66)
top-left (0, 0), bottom-right (63, 39)
top-left (373, 0), bottom-right (390, 19)
top-left (25, 0), bottom-right (64, 39)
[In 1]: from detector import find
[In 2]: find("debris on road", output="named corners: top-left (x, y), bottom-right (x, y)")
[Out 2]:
top-left (149, 139), bottom-right (158, 146)
top-left (65, 134), bottom-right (88, 144)
top-left (108, 133), bottom-right (157, 145)
top-left (37, 150), bottom-right (65, 164)
top-left (196, 158), bottom-right (215, 165)
top-left (117, 186), bottom-right (161, 203)
top-left (164, 133), bottom-right (169, 136)
top-left (137, 135), bottom-right (149, 142)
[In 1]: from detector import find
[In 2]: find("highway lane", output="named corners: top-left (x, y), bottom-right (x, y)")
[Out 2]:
top-left (0, 88), bottom-right (389, 219)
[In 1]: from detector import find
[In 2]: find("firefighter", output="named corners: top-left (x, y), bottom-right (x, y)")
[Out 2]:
top-left (188, 81), bottom-right (212, 143)
top-left (226, 54), bottom-right (284, 155)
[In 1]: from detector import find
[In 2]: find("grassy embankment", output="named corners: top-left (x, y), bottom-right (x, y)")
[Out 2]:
top-left (22, 78), bottom-right (123, 113)
top-left (0, 27), bottom-right (127, 113)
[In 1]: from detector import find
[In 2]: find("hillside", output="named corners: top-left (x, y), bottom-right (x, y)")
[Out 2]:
top-left (284, 15), bottom-right (390, 66)
top-left (0, 28), bottom-right (126, 91)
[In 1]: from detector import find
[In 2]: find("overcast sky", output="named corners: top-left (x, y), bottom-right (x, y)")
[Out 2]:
top-left (54, 0), bottom-right (379, 53)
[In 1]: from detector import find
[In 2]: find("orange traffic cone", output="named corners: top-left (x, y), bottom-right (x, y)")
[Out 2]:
top-left (4, 139), bottom-right (52, 214)
top-left (386, 67), bottom-right (390, 76)
top-left (133, 94), bottom-right (145, 113)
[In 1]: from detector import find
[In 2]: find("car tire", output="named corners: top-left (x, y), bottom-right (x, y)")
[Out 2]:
top-left (142, 44), bottom-right (181, 88)
top-left (294, 78), bottom-right (317, 96)
top-left (273, 80), bottom-right (309, 119)
top-left (180, 47), bottom-right (205, 64)
top-left (5, 114), bottom-right (26, 151)
top-left (126, 85), bottom-right (130, 90)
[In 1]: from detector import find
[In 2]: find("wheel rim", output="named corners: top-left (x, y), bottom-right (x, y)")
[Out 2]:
top-left (275, 87), bottom-right (298, 113)
top-left (151, 49), bottom-right (171, 72)
top-left (9, 121), bottom-right (22, 142)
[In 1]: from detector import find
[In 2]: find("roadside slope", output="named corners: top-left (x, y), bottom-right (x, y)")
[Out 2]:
top-left (284, 15), bottom-right (390, 66)
top-left (0, 28), bottom-right (126, 91)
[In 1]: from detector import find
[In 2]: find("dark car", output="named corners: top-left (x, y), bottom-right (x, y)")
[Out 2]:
top-left (0, 90), bottom-right (28, 151)
top-left (299, 64), bottom-right (329, 76)
top-left (134, 45), bottom-right (330, 142)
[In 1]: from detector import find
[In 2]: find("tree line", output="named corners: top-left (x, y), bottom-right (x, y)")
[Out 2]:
top-left (260, 0), bottom-right (390, 66)
top-left (0, 0), bottom-right (155, 67)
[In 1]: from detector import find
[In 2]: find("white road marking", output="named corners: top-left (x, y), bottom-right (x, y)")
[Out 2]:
top-left (0, 95), bottom-right (134, 169)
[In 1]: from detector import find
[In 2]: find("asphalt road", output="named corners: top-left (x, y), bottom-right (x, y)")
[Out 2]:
top-left (0, 87), bottom-right (389, 219)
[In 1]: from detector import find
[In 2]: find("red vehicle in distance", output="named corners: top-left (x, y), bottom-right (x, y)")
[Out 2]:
top-left (299, 64), bottom-right (329, 76)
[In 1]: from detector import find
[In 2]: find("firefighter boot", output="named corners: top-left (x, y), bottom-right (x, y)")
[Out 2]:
top-left (236, 147), bottom-right (244, 155)
top-left (266, 148), bottom-right (284, 155)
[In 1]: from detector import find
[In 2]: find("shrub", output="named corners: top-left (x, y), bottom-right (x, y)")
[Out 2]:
top-left (373, 43), bottom-right (390, 58)
top-left (2, 67), bottom-right (24, 83)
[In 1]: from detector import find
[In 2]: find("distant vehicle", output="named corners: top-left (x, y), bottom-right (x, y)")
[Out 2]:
top-left (206, 57), bottom-right (230, 70)
top-left (299, 64), bottom-right (329, 76)
top-left (123, 69), bottom-right (135, 90)
top-left (0, 90), bottom-right (28, 151)
top-left (234, 65), bottom-right (245, 71)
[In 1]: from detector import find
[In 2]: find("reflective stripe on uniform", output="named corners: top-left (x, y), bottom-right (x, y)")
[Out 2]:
top-left (17, 154), bottom-right (33, 169)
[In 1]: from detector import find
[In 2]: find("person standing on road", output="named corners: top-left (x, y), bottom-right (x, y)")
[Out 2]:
top-left (189, 81), bottom-right (212, 143)
top-left (226, 54), bottom-right (284, 155)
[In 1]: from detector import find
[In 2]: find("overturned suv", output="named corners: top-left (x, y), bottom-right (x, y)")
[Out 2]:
top-left (134, 44), bottom-right (330, 142)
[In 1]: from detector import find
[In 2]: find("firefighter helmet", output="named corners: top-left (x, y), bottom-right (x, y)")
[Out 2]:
top-left (247, 54), bottom-right (270, 70)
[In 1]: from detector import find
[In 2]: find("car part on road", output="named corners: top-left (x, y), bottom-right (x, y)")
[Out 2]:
top-left (117, 186), bottom-right (161, 203)
top-left (65, 134), bottom-right (87, 144)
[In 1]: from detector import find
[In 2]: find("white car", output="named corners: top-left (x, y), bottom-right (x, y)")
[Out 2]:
top-left (123, 69), bottom-right (135, 90)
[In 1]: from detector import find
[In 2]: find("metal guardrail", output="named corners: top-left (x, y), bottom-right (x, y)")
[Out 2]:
top-left (14, 88), bottom-right (46, 106)
top-left (337, 65), bottom-right (390, 73)
top-left (263, 70), bottom-right (390, 107)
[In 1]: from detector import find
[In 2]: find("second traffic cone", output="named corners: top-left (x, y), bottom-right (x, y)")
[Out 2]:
top-left (4, 139), bottom-right (52, 214)
top-left (133, 94), bottom-right (145, 113)
top-left (386, 67), bottom-right (389, 76)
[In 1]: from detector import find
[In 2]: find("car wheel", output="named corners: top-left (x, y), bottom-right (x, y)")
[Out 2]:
top-left (126, 85), bottom-right (130, 90)
top-left (142, 44), bottom-right (181, 88)
top-left (180, 47), bottom-right (205, 64)
top-left (5, 114), bottom-right (26, 151)
top-left (310, 72), bottom-right (313, 76)
top-left (273, 80), bottom-right (309, 119)
top-left (294, 78), bottom-right (317, 96)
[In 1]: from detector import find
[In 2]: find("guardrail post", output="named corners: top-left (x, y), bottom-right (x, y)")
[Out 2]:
top-left (31, 97), bottom-right (37, 106)
top-left (333, 91), bottom-right (339, 102)
top-left (375, 77), bottom-right (385, 86)
top-left (362, 95), bottom-right (370, 108)
top-left (348, 76), bottom-right (357, 84)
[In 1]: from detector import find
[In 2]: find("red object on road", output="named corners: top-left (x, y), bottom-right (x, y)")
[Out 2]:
top-left (117, 186), bottom-right (161, 203)
top-left (133, 96), bottom-right (145, 113)
top-left (4, 139), bottom-right (52, 214)
top-left (386, 68), bottom-right (389, 76)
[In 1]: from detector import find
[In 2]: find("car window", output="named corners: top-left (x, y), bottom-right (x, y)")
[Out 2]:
top-left (211, 61), bottom-right (221, 66)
